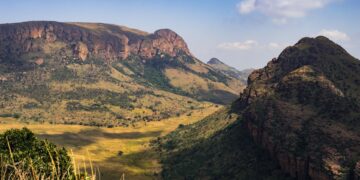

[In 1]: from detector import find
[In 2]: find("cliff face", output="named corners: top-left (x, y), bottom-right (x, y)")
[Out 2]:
top-left (129, 29), bottom-right (190, 59)
top-left (235, 36), bottom-right (360, 179)
top-left (0, 21), bottom-right (190, 62)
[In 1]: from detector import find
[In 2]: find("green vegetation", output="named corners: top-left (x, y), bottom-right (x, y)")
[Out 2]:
top-left (16, 84), bottom-right (51, 103)
top-left (155, 108), bottom-right (291, 179)
top-left (0, 46), bottom-right (241, 126)
top-left (0, 113), bottom-right (20, 118)
top-left (0, 128), bottom-right (77, 179)
top-left (23, 102), bottom-right (39, 109)
top-left (51, 67), bottom-right (78, 81)
top-left (66, 102), bottom-right (109, 112)
top-left (155, 37), bottom-right (360, 179)
top-left (0, 104), bottom-right (220, 179)
top-left (207, 57), bottom-right (253, 84)
top-left (119, 55), bottom-right (189, 96)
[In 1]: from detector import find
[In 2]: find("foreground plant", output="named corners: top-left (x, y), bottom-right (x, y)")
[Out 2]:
top-left (0, 128), bottom-right (95, 180)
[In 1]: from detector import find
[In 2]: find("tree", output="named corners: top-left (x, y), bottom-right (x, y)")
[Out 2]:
top-left (0, 128), bottom-right (74, 179)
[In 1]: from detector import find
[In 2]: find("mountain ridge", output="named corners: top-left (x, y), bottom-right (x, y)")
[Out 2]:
top-left (158, 36), bottom-right (360, 179)
top-left (0, 21), bottom-right (245, 126)
top-left (0, 21), bottom-right (191, 62)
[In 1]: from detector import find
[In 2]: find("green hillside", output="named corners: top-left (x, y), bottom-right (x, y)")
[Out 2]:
top-left (157, 36), bottom-right (360, 179)
top-left (0, 21), bottom-right (245, 126)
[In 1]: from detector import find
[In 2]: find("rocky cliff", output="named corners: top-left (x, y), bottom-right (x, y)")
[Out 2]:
top-left (236, 36), bottom-right (360, 179)
top-left (0, 21), bottom-right (190, 62)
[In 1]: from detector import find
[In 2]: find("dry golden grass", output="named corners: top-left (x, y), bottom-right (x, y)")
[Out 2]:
top-left (165, 68), bottom-right (209, 91)
top-left (186, 63), bottom-right (209, 74)
top-left (0, 104), bottom-right (221, 179)
top-left (165, 68), bottom-right (239, 95)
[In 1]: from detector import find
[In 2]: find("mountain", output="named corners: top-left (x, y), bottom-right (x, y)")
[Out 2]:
top-left (157, 36), bottom-right (360, 179)
top-left (0, 21), bottom-right (244, 126)
top-left (207, 57), bottom-right (254, 84)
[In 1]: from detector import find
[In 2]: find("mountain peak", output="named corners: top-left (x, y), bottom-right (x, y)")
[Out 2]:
top-left (207, 58), bottom-right (224, 65)
top-left (150, 28), bottom-right (191, 56)
top-left (293, 36), bottom-right (348, 55)
top-left (207, 57), bottom-right (253, 84)
top-left (315, 35), bottom-right (331, 41)
top-left (154, 29), bottom-right (177, 37)
top-left (233, 36), bottom-right (360, 179)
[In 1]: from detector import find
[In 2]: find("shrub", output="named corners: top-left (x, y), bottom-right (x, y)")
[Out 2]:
top-left (66, 101), bottom-right (109, 112)
top-left (178, 124), bottom-right (185, 128)
top-left (0, 128), bottom-right (74, 179)
top-left (0, 113), bottom-right (21, 119)
top-left (51, 66), bottom-right (78, 81)
top-left (23, 102), bottom-right (39, 109)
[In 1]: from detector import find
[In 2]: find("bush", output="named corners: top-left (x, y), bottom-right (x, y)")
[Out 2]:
top-left (0, 128), bottom-right (74, 179)
top-left (23, 102), bottom-right (39, 109)
top-left (0, 113), bottom-right (21, 119)
top-left (178, 124), bottom-right (185, 128)
top-left (51, 66), bottom-right (78, 81)
top-left (66, 101), bottom-right (109, 112)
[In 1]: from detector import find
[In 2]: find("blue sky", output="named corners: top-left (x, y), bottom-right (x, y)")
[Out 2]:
top-left (0, 0), bottom-right (359, 70)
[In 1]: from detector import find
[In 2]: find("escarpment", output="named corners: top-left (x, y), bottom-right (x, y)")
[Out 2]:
top-left (0, 21), bottom-right (191, 62)
top-left (235, 36), bottom-right (360, 179)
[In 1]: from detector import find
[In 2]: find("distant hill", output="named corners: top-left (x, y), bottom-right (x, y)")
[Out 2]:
top-left (207, 58), bottom-right (254, 84)
top-left (157, 36), bottom-right (360, 179)
top-left (0, 21), bottom-right (245, 126)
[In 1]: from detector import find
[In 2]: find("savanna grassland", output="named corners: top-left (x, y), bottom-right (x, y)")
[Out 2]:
top-left (0, 103), bottom-right (220, 179)
top-left (0, 21), bottom-right (244, 180)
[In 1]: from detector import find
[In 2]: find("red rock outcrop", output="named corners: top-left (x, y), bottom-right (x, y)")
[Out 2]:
top-left (236, 36), bottom-right (360, 180)
top-left (130, 29), bottom-right (190, 59)
top-left (0, 21), bottom-right (191, 62)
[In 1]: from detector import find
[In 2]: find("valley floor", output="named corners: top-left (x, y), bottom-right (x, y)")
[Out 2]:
top-left (0, 103), bottom-right (221, 180)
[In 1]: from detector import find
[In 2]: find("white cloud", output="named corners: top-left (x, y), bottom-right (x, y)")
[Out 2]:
top-left (217, 40), bottom-right (258, 50)
top-left (237, 0), bottom-right (338, 23)
top-left (268, 42), bottom-right (290, 50)
top-left (237, 0), bottom-right (256, 14)
top-left (268, 42), bottom-right (281, 49)
top-left (318, 29), bottom-right (350, 41)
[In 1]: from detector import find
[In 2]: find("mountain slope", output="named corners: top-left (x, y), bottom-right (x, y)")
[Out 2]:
top-left (157, 36), bottom-right (360, 179)
top-left (155, 107), bottom-right (291, 179)
top-left (207, 57), bottom-right (253, 84)
top-left (0, 21), bottom-right (244, 126)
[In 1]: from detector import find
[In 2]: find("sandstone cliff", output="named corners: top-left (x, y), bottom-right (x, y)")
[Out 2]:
top-left (0, 21), bottom-right (191, 62)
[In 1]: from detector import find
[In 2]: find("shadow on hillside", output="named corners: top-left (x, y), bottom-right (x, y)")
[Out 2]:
top-left (96, 148), bottom-right (160, 179)
top-left (37, 128), bottom-right (163, 148)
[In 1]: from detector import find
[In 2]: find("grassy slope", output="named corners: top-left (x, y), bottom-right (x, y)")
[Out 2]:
top-left (0, 104), bottom-right (220, 180)
top-left (0, 56), bottom-right (213, 126)
top-left (156, 107), bottom-right (292, 180)
top-left (207, 58), bottom-right (253, 84)
top-left (0, 53), bottom-right (243, 126)
top-left (0, 22), bottom-right (244, 126)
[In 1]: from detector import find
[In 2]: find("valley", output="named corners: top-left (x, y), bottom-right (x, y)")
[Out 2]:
top-left (0, 7), bottom-right (359, 179)
top-left (0, 103), bottom-right (220, 179)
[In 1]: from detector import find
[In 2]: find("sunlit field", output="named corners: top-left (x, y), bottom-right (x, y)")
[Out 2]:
top-left (0, 104), bottom-right (221, 179)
